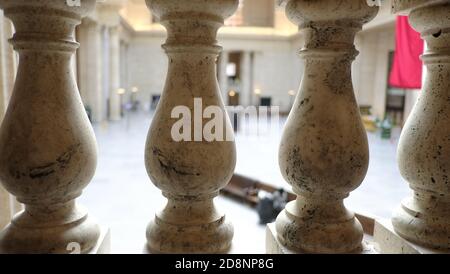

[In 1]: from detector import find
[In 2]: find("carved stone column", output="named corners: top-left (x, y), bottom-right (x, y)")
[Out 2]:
top-left (77, 19), bottom-right (104, 123)
top-left (98, 0), bottom-right (125, 122)
top-left (145, 0), bottom-right (238, 253)
top-left (219, 51), bottom-right (229, 104)
top-left (108, 26), bottom-right (122, 121)
top-left (269, 0), bottom-right (378, 253)
top-left (241, 51), bottom-right (252, 107)
top-left (0, 0), bottom-right (102, 254)
top-left (391, 0), bottom-right (450, 250)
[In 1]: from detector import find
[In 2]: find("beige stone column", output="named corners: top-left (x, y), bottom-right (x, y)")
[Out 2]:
top-left (241, 51), bottom-right (253, 106)
top-left (391, 0), bottom-right (450, 250)
top-left (219, 51), bottom-right (229, 105)
top-left (0, 0), bottom-right (102, 254)
top-left (268, 0), bottom-right (378, 254)
top-left (78, 19), bottom-right (104, 123)
top-left (145, 0), bottom-right (238, 253)
top-left (98, 0), bottom-right (125, 122)
top-left (108, 26), bottom-right (121, 121)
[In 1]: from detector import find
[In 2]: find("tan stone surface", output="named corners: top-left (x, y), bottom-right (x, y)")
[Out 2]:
top-left (392, 0), bottom-right (450, 250)
top-left (144, 0), bottom-right (239, 253)
top-left (266, 223), bottom-right (377, 254)
top-left (273, 0), bottom-right (379, 254)
top-left (0, 0), bottom-right (102, 254)
top-left (90, 227), bottom-right (111, 254)
top-left (374, 219), bottom-right (448, 254)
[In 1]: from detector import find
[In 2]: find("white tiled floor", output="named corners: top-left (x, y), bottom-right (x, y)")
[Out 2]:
top-left (79, 111), bottom-right (410, 253)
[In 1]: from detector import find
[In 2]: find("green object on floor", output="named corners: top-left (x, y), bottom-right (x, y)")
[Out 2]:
top-left (381, 118), bottom-right (392, 139)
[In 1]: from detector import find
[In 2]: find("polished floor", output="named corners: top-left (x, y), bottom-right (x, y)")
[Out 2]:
top-left (79, 111), bottom-right (410, 253)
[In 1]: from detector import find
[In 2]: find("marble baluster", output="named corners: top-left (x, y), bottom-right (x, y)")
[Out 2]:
top-left (271, 0), bottom-right (378, 253)
top-left (144, 0), bottom-right (238, 253)
top-left (0, 0), bottom-right (101, 254)
top-left (392, 0), bottom-right (450, 250)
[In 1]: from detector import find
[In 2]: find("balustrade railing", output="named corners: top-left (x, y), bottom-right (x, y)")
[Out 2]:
top-left (0, 0), bottom-right (448, 254)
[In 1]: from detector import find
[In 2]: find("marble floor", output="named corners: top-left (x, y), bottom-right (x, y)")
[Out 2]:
top-left (79, 111), bottom-right (410, 254)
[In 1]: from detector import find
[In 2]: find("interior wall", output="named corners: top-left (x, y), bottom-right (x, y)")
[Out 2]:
top-left (125, 31), bottom-right (301, 113)
top-left (126, 34), bottom-right (167, 110)
top-left (120, 0), bottom-right (153, 30)
top-left (354, 24), bottom-right (396, 119)
top-left (243, 0), bottom-right (275, 28)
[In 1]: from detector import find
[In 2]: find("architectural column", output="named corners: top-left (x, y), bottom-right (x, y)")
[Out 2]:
top-left (0, 0), bottom-right (102, 253)
top-left (219, 51), bottom-right (229, 105)
top-left (268, 0), bottom-right (378, 253)
top-left (78, 19), bottom-right (104, 123)
top-left (98, 0), bottom-right (125, 122)
top-left (390, 0), bottom-right (450, 250)
top-left (108, 26), bottom-right (121, 121)
top-left (241, 51), bottom-right (252, 106)
top-left (144, 0), bottom-right (238, 253)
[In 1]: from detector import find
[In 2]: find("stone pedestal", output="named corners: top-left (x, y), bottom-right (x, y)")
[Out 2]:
top-left (144, 0), bottom-right (239, 254)
top-left (271, 0), bottom-right (378, 254)
top-left (266, 223), bottom-right (377, 254)
top-left (89, 227), bottom-right (111, 254)
top-left (374, 219), bottom-right (448, 254)
top-left (0, 0), bottom-right (105, 254)
top-left (391, 0), bottom-right (450, 251)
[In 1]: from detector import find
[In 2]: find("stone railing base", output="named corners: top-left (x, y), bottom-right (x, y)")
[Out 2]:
top-left (266, 223), bottom-right (377, 254)
top-left (89, 226), bottom-right (111, 254)
top-left (373, 219), bottom-right (448, 254)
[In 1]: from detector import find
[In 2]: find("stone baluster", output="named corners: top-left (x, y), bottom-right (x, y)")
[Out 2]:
top-left (0, 0), bottom-right (101, 254)
top-left (391, 0), bottom-right (450, 250)
top-left (270, 0), bottom-right (378, 253)
top-left (144, 0), bottom-right (238, 253)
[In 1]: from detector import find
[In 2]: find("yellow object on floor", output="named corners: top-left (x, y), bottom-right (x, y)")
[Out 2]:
top-left (362, 115), bottom-right (378, 132)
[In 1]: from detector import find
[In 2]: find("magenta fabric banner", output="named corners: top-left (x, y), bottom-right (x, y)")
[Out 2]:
top-left (389, 16), bottom-right (424, 89)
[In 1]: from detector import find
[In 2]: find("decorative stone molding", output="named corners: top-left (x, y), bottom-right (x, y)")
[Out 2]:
top-left (144, 0), bottom-right (238, 253)
top-left (270, 0), bottom-right (378, 253)
top-left (391, 0), bottom-right (450, 250)
top-left (0, 0), bottom-right (102, 254)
